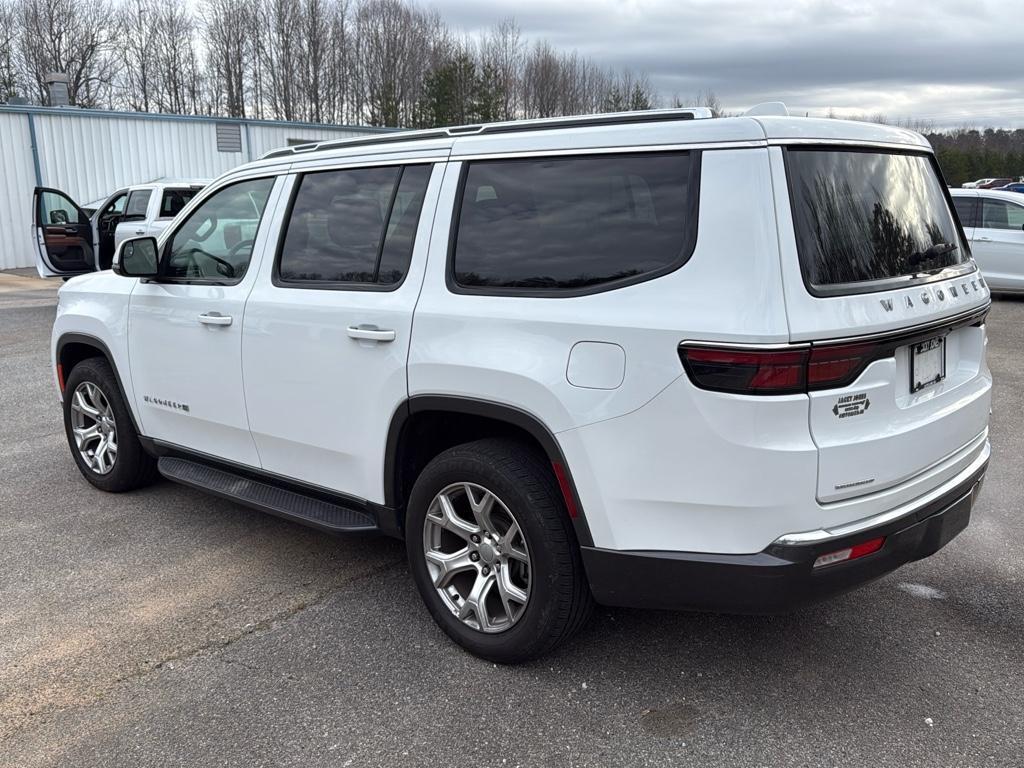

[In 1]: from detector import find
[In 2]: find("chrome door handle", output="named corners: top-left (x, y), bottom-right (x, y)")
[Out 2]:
top-left (134, 229), bottom-right (145, 235)
top-left (347, 324), bottom-right (396, 342)
top-left (976, 236), bottom-right (992, 242)
top-left (198, 312), bottom-right (233, 326)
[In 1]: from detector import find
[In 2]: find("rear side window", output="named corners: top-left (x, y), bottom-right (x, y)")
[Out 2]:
top-left (277, 164), bottom-right (431, 287)
top-left (787, 149), bottom-right (970, 294)
top-left (952, 196), bottom-right (978, 228)
top-left (451, 152), bottom-right (699, 294)
top-left (123, 189), bottom-right (152, 221)
top-left (159, 188), bottom-right (199, 219)
top-left (981, 198), bottom-right (1024, 231)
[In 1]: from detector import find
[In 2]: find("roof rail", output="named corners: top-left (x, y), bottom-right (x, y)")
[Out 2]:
top-left (260, 107), bottom-right (714, 160)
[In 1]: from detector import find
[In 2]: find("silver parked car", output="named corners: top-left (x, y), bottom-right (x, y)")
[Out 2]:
top-left (952, 188), bottom-right (1024, 293)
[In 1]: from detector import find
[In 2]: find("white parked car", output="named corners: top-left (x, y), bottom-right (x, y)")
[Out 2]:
top-left (951, 188), bottom-right (1024, 293)
top-left (33, 180), bottom-right (206, 277)
top-left (46, 109), bottom-right (991, 662)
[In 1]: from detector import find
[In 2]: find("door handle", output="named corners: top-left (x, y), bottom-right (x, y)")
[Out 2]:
top-left (347, 324), bottom-right (396, 342)
top-left (134, 229), bottom-right (145, 235)
top-left (198, 312), bottom-right (233, 326)
top-left (976, 236), bottom-right (992, 242)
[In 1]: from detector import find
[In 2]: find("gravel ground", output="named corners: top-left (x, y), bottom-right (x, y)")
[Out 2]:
top-left (1, 281), bottom-right (1022, 768)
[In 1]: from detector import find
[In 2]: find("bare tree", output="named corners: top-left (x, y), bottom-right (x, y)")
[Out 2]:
top-left (17, 0), bottom-right (118, 106)
top-left (117, 0), bottom-right (158, 111)
top-left (354, 0), bottom-right (432, 126)
top-left (0, 0), bottom-right (20, 100)
top-left (151, 2), bottom-right (203, 114)
top-left (200, 0), bottom-right (253, 116)
top-left (480, 17), bottom-right (521, 121)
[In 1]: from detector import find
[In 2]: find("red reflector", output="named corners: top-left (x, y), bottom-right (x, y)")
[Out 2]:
top-left (813, 536), bottom-right (885, 568)
top-left (551, 461), bottom-right (579, 519)
top-left (56, 363), bottom-right (65, 392)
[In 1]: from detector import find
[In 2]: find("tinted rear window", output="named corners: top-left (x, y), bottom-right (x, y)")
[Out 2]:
top-left (452, 152), bottom-right (698, 293)
top-left (787, 149), bottom-right (969, 293)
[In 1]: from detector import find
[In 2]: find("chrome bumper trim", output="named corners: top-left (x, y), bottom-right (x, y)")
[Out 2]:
top-left (774, 440), bottom-right (990, 546)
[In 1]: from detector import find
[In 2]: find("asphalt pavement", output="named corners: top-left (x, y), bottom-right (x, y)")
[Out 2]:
top-left (1, 275), bottom-right (1022, 767)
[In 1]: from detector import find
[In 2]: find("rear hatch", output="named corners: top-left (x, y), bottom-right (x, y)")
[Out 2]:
top-left (776, 146), bottom-right (992, 503)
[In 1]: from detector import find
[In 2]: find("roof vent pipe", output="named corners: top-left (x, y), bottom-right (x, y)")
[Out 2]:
top-left (44, 73), bottom-right (70, 107)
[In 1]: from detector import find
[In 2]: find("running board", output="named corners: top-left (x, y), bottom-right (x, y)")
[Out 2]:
top-left (157, 456), bottom-right (379, 533)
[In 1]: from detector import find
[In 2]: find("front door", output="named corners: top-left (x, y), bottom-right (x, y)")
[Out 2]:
top-left (33, 187), bottom-right (96, 277)
top-left (242, 160), bottom-right (441, 502)
top-left (973, 196), bottom-right (1024, 291)
top-left (128, 175), bottom-right (283, 466)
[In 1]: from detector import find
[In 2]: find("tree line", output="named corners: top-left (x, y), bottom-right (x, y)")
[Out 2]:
top-left (0, 0), bottom-right (659, 127)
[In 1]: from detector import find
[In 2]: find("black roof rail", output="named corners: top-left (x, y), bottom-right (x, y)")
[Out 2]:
top-left (259, 107), bottom-right (714, 161)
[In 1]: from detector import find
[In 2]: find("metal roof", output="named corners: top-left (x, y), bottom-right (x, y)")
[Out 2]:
top-left (0, 103), bottom-right (392, 134)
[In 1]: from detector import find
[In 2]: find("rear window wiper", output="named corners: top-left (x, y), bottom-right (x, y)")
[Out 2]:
top-left (908, 242), bottom-right (958, 269)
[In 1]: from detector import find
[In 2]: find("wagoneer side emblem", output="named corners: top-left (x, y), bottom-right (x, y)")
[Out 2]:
top-left (880, 298), bottom-right (894, 312)
top-left (921, 292), bottom-right (930, 305)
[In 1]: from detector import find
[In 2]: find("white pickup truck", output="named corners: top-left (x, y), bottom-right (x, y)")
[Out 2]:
top-left (34, 180), bottom-right (207, 277)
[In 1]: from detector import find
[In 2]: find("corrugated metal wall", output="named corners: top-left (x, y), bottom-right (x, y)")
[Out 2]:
top-left (0, 107), bottom-right (382, 270)
top-left (0, 112), bottom-right (40, 272)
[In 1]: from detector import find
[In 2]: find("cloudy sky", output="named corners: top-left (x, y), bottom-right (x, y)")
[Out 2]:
top-left (433, 0), bottom-right (1024, 129)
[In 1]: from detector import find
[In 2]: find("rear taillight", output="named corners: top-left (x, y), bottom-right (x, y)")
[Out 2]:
top-left (679, 346), bottom-right (808, 395)
top-left (807, 342), bottom-right (879, 390)
top-left (679, 341), bottom-right (885, 395)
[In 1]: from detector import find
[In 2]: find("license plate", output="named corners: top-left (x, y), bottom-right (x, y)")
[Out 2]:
top-left (910, 336), bottom-right (946, 393)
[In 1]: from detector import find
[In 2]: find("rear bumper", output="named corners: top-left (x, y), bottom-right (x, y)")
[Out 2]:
top-left (582, 450), bottom-right (988, 613)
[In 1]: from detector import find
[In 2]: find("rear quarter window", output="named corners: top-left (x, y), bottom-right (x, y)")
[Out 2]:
top-left (786, 149), bottom-right (971, 295)
top-left (451, 151), bottom-right (699, 295)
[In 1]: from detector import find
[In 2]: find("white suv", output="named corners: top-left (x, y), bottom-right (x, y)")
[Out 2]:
top-left (48, 108), bottom-right (992, 662)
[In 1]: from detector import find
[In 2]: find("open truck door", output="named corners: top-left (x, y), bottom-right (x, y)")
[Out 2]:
top-left (33, 187), bottom-right (97, 278)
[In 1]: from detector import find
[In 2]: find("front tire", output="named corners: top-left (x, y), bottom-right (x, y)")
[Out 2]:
top-left (406, 438), bottom-right (592, 663)
top-left (62, 358), bottom-right (158, 492)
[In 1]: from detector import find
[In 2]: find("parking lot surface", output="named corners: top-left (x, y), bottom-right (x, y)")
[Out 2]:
top-left (2, 278), bottom-right (1023, 767)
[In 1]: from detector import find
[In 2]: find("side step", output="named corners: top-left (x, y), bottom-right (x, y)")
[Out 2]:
top-left (157, 456), bottom-right (379, 534)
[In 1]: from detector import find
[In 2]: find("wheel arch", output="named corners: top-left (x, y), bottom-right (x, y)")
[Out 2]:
top-left (56, 333), bottom-right (144, 435)
top-left (385, 395), bottom-right (594, 547)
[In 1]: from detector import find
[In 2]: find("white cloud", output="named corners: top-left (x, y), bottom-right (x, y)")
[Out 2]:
top-left (430, 0), bottom-right (1024, 128)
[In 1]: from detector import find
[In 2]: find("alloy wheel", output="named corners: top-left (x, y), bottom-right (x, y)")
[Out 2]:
top-left (422, 482), bottom-right (531, 633)
top-left (70, 381), bottom-right (118, 475)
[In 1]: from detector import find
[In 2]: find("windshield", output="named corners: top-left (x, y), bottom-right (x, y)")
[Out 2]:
top-left (786, 149), bottom-right (970, 294)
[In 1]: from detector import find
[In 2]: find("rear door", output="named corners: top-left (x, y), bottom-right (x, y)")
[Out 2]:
top-left (242, 157), bottom-right (440, 501)
top-left (773, 146), bottom-right (991, 503)
top-left (973, 196), bottom-right (1024, 292)
top-left (33, 187), bottom-right (97, 277)
top-left (113, 187), bottom-right (155, 250)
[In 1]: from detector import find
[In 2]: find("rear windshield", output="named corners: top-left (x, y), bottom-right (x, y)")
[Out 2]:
top-left (786, 149), bottom-right (969, 293)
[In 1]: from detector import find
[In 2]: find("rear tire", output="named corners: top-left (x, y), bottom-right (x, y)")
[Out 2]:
top-left (406, 438), bottom-right (593, 663)
top-left (62, 358), bottom-right (159, 493)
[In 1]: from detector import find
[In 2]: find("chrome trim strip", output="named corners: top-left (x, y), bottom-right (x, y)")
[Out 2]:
top-left (810, 302), bottom-right (990, 347)
top-left (773, 440), bottom-right (990, 546)
top-left (450, 140), bottom-right (768, 161)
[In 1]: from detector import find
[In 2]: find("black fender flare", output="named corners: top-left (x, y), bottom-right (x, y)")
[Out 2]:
top-left (384, 395), bottom-right (594, 547)
top-left (56, 332), bottom-right (145, 436)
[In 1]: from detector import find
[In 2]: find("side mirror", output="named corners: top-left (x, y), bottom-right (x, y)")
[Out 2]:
top-left (113, 236), bottom-right (159, 278)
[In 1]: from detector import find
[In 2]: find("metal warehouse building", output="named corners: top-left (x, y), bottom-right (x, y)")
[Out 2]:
top-left (0, 105), bottom-right (383, 271)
